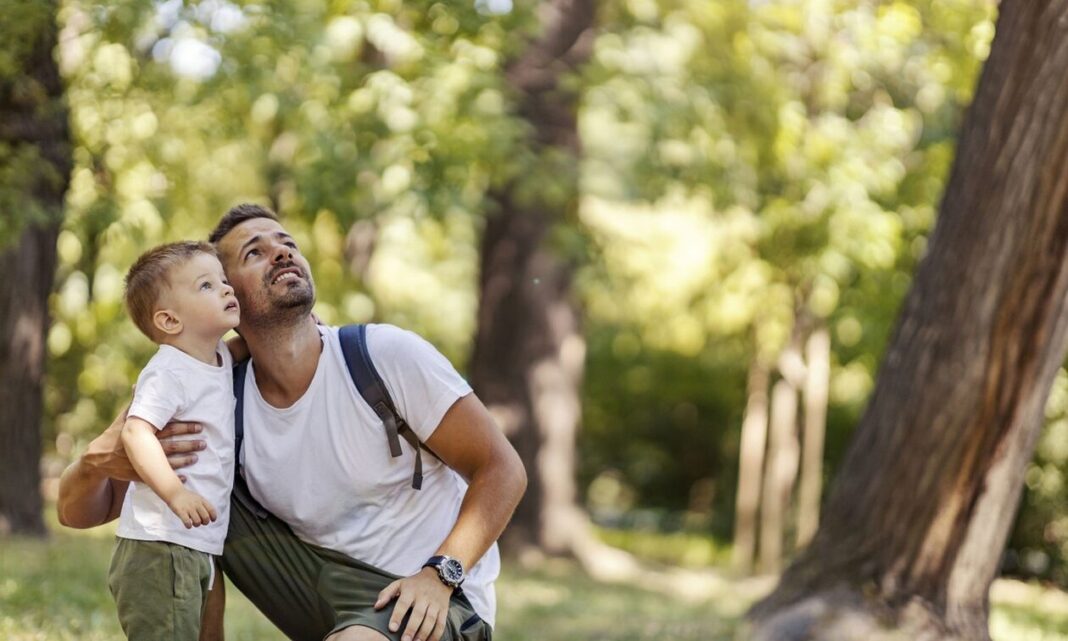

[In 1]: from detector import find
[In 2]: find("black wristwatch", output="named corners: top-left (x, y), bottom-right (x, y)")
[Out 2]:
top-left (423, 555), bottom-right (465, 589)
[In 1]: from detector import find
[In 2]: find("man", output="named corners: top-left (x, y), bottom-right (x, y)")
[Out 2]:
top-left (57, 204), bottom-right (527, 641)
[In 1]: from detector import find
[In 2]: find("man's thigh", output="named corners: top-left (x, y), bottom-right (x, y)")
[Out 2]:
top-left (223, 485), bottom-right (490, 641)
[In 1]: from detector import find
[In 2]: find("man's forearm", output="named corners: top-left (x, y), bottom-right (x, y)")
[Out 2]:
top-left (437, 457), bottom-right (526, 569)
top-left (56, 458), bottom-right (126, 528)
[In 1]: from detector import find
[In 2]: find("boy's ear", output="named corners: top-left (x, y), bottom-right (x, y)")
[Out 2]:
top-left (153, 309), bottom-right (182, 336)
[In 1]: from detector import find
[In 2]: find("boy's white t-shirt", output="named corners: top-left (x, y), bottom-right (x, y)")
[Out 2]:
top-left (240, 324), bottom-right (500, 627)
top-left (117, 342), bottom-right (235, 555)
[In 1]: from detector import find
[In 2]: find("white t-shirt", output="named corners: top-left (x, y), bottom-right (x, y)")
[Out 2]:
top-left (117, 342), bottom-right (235, 555)
top-left (240, 324), bottom-right (500, 627)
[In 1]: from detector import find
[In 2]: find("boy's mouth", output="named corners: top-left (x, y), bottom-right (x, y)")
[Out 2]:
top-left (225, 301), bottom-right (239, 312)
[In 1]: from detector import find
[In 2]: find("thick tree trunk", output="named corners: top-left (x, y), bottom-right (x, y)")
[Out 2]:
top-left (733, 357), bottom-right (771, 573)
top-left (796, 326), bottom-right (829, 548)
top-left (468, 0), bottom-right (596, 556)
top-left (0, 2), bottom-right (70, 536)
top-left (748, 2), bottom-right (1068, 639)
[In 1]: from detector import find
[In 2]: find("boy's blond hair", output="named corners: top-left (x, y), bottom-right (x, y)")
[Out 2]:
top-left (124, 241), bottom-right (217, 341)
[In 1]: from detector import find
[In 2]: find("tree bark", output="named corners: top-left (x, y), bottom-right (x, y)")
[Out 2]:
top-left (468, 0), bottom-right (596, 556)
top-left (797, 325), bottom-right (830, 548)
top-left (748, 2), bottom-right (1068, 639)
top-left (0, 2), bottom-right (70, 537)
top-left (733, 357), bottom-right (771, 573)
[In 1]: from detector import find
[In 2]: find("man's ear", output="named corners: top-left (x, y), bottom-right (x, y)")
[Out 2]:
top-left (153, 309), bottom-right (183, 336)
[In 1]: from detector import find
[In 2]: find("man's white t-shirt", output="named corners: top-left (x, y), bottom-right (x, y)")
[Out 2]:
top-left (118, 342), bottom-right (235, 555)
top-left (240, 324), bottom-right (500, 627)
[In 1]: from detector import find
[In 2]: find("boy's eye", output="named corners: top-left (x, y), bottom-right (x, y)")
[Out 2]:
top-left (200, 282), bottom-right (212, 290)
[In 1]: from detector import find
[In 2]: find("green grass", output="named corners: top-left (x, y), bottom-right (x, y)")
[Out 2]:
top-left (3, 523), bottom-right (1068, 641)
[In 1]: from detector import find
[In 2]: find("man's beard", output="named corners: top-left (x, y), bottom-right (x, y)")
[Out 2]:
top-left (246, 264), bottom-right (316, 327)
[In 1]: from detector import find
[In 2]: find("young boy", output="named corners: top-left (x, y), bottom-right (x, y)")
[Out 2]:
top-left (108, 240), bottom-right (240, 640)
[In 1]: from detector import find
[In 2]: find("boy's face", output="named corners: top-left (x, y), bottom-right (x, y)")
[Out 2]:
top-left (155, 252), bottom-right (240, 340)
top-left (216, 217), bottom-right (315, 329)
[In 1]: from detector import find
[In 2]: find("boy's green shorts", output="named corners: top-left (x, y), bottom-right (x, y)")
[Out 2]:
top-left (108, 537), bottom-right (213, 641)
top-left (220, 481), bottom-right (492, 641)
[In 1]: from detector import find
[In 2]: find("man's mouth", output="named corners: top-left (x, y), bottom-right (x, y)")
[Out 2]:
top-left (270, 268), bottom-right (303, 285)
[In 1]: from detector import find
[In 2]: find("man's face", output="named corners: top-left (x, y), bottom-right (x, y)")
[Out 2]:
top-left (216, 217), bottom-right (315, 330)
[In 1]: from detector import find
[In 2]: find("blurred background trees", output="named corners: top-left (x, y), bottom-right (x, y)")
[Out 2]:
top-left (0, 0), bottom-right (71, 536)
top-left (13, 0), bottom-right (1068, 635)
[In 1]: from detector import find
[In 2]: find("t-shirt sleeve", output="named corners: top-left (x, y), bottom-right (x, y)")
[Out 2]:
top-left (127, 363), bottom-right (184, 430)
top-left (367, 324), bottom-right (473, 441)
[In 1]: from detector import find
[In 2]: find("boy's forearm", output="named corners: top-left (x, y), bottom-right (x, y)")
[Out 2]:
top-left (122, 419), bottom-right (185, 502)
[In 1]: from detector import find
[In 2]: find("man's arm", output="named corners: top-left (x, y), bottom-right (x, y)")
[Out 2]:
top-left (56, 401), bottom-right (207, 529)
top-left (376, 392), bottom-right (526, 641)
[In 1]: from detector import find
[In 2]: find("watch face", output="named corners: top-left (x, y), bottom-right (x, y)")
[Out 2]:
top-left (441, 558), bottom-right (464, 585)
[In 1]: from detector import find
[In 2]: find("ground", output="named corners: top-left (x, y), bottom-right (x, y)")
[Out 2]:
top-left (1, 522), bottom-right (1067, 640)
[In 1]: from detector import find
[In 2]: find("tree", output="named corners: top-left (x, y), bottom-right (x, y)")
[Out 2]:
top-left (468, 0), bottom-right (597, 556)
top-left (0, 0), bottom-right (71, 536)
top-left (748, 1), bottom-right (1068, 638)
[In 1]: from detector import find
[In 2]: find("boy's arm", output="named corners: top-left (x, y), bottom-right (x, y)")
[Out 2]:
top-left (57, 403), bottom-right (207, 529)
top-left (122, 417), bottom-right (218, 528)
top-left (122, 416), bottom-right (188, 502)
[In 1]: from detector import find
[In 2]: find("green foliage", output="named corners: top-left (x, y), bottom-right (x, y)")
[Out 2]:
top-left (46, 0), bottom-right (535, 456)
top-left (0, 0), bottom-right (66, 244)
top-left (576, 0), bottom-right (995, 553)
top-left (25, 0), bottom-right (1068, 591)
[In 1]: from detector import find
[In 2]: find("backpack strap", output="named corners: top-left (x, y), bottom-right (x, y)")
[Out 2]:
top-left (232, 357), bottom-right (268, 518)
top-left (338, 324), bottom-right (441, 490)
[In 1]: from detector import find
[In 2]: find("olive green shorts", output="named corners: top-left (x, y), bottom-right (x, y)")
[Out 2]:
top-left (220, 480), bottom-right (492, 641)
top-left (108, 537), bottom-right (214, 641)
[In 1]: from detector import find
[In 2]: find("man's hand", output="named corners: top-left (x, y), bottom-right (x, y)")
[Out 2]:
top-left (166, 488), bottom-right (217, 529)
top-left (374, 567), bottom-right (452, 641)
top-left (83, 402), bottom-right (206, 483)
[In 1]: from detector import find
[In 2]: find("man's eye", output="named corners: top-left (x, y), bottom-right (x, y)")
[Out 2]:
top-left (285, 242), bottom-right (298, 249)
top-left (245, 249), bottom-right (259, 259)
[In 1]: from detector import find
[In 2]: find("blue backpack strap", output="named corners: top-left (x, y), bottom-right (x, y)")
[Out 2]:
top-left (234, 357), bottom-right (249, 461)
top-left (338, 324), bottom-right (438, 490)
top-left (232, 357), bottom-right (268, 518)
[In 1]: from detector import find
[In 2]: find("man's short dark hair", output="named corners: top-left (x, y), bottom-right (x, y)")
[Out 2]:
top-left (209, 203), bottom-right (279, 245)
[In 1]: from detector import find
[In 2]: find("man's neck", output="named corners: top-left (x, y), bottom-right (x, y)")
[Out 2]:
top-left (243, 316), bottom-right (323, 408)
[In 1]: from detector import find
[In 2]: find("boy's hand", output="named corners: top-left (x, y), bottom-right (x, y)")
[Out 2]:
top-left (167, 488), bottom-right (217, 528)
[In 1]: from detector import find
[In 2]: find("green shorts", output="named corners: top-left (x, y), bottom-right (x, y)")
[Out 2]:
top-left (108, 537), bottom-right (214, 641)
top-left (220, 479), bottom-right (492, 641)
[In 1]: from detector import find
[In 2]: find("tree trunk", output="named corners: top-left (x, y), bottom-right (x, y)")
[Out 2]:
top-left (732, 357), bottom-right (771, 573)
top-left (748, 2), bottom-right (1068, 639)
top-left (0, 2), bottom-right (70, 537)
top-left (796, 325), bottom-right (830, 548)
top-left (468, 0), bottom-right (596, 556)
top-left (758, 376), bottom-right (800, 574)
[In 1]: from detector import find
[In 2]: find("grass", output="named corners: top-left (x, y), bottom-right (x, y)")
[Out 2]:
top-left (3, 521), bottom-right (1068, 640)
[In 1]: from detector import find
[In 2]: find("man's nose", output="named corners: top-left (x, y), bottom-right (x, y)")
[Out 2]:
top-left (271, 244), bottom-right (293, 262)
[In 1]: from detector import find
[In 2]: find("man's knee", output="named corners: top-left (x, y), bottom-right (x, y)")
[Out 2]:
top-left (325, 624), bottom-right (390, 641)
